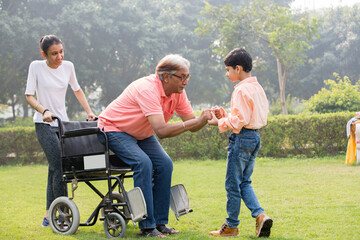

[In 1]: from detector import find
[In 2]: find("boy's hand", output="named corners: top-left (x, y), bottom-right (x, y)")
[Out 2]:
top-left (212, 106), bottom-right (227, 119)
top-left (214, 109), bottom-right (222, 119)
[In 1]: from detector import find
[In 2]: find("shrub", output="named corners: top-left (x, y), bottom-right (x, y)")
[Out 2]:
top-left (0, 117), bottom-right (34, 127)
top-left (0, 112), bottom-right (354, 165)
top-left (159, 126), bottom-right (229, 160)
top-left (259, 112), bottom-right (353, 157)
top-left (305, 73), bottom-right (360, 113)
top-left (0, 126), bottom-right (45, 165)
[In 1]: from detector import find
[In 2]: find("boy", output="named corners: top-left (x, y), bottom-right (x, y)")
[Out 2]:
top-left (208, 48), bottom-right (272, 237)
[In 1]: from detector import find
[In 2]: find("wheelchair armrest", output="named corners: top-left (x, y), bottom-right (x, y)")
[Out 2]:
top-left (63, 127), bottom-right (101, 138)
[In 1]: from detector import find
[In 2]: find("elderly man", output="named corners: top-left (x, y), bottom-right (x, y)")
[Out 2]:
top-left (98, 54), bottom-right (212, 238)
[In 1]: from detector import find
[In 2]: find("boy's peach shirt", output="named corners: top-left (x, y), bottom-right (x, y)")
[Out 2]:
top-left (98, 74), bottom-right (193, 140)
top-left (218, 76), bottom-right (269, 133)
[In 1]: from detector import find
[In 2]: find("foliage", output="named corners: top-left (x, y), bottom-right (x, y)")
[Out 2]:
top-left (163, 111), bottom-right (352, 159)
top-left (305, 73), bottom-right (360, 113)
top-left (0, 104), bottom-right (8, 114)
top-left (0, 0), bottom-right (234, 119)
top-left (196, 0), bottom-right (319, 115)
top-left (2, 0), bottom-right (360, 120)
top-left (160, 126), bottom-right (229, 160)
top-left (259, 111), bottom-right (353, 157)
top-left (0, 0), bottom-right (360, 119)
top-left (0, 112), bottom-right (353, 165)
top-left (291, 4), bottom-right (360, 100)
top-left (0, 126), bottom-right (45, 165)
top-left (269, 94), bottom-right (304, 115)
top-left (0, 0), bottom-right (40, 119)
top-left (251, 1), bottom-right (319, 68)
top-left (0, 116), bottom-right (34, 127)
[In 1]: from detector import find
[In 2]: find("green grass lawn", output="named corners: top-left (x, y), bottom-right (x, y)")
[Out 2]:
top-left (0, 155), bottom-right (359, 240)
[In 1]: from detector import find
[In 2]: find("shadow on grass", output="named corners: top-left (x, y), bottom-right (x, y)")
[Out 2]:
top-left (57, 223), bottom-right (141, 239)
top-left (163, 231), bottom-right (306, 240)
top-left (247, 237), bottom-right (305, 240)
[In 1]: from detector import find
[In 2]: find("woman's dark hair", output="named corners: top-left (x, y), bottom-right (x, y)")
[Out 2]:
top-left (224, 48), bottom-right (252, 72)
top-left (39, 35), bottom-right (63, 55)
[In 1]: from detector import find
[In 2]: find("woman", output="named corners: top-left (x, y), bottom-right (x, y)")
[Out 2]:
top-left (25, 35), bottom-right (95, 227)
top-left (97, 54), bottom-right (212, 238)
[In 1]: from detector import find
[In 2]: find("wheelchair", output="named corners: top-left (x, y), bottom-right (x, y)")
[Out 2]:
top-left (48, 117), bottom-right (147, 238)
top-left (48, 117), bottom-right (192, 238)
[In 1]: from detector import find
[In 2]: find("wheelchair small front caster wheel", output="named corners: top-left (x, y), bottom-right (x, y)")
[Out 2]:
top-left (101, 192), bottom-right (130, 224)
top-left (104, 212), bottom-right (126, 238)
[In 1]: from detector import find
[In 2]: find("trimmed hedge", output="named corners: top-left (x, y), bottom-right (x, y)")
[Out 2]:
top-left (0, 112), bottom-right (354, 165)
top-left (259, 112), bottom-right (353, 158)
top-left (160, 112), bottom-right (354, 159)
top-left (0, 126), bottom-right (46, 165)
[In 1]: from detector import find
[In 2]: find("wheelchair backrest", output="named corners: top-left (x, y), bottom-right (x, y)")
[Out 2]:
top-left (60, 121), bottom-right (105, 158)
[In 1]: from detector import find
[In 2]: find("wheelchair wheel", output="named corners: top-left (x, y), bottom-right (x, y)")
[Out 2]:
top-left (104, 212), bottom-right (126, 238)
top-left (49, 197), bottom-right (80, 235)
top-left (101, 192), bottom-right (130, 224)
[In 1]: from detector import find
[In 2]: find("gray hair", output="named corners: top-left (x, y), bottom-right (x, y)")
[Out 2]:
top-left (156, 54), bottom-right (190, 76)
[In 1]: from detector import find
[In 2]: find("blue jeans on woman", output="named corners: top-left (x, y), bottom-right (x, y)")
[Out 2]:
top-left (97, 131), bottom-right (173, 230)
top-left (225, 128), bottom-right (264, 228)
top-left (35, 123), bottom-right (67, 210)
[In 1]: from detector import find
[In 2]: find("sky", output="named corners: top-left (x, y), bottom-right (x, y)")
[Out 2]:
top-left (291, 0), bottom-right (360, 10)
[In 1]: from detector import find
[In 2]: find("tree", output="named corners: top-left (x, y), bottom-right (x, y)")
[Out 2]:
top-left (196, 0), bottom-right (319, 114)
top-left (253, 1), bottom-right (319, 114)
top-left (305, 73), bottom-right (360, 113)
top-left (291, 4), bottom-right (360, 101)
top-left (2, 0), bottom-right (329, 120)
top-left (0, 0), bottom-right (230, 119)
top-left (0, 1), bottom-right (46, 119)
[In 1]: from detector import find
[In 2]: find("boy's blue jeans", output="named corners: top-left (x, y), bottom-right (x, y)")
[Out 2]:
top-left (98, 131), bottom-right (173, 229)
top-left (225, 128), bottom-right (264, 228)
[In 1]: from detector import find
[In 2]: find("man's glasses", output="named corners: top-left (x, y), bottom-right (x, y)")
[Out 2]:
top-left (170, 73), bottom-right (191, 83)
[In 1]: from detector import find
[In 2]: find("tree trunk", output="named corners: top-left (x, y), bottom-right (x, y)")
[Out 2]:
top-left (23, 102), bottom-right (29, 119)
top-left (276, 57), bottom-right (288, 115)
top-left (11, 94), bottom-right (16, 121)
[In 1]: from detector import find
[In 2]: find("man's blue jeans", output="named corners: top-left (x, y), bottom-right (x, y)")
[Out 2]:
top-left (98, 131), bottom-right (173, 229)
top-left (225, 128), bottom-right (264, 228)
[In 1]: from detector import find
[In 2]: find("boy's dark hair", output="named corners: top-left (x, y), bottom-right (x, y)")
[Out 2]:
top-left (224, 48), bottom-right (252, 72)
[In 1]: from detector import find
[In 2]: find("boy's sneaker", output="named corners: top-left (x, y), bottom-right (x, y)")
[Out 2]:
top-left (256, 213), bottom-right (273, 237)
top-left (209, 223), bottom-right (239, 237)
top-left (42, 217), bottom-right (49, 227)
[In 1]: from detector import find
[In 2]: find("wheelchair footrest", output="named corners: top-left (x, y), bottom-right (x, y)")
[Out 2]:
top-left (127, 187), bottom-right (147, 222)
top-left (170, 184), bottom-right (192, 220)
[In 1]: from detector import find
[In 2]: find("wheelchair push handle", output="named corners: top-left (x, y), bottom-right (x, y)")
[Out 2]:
top-left (87, 116), bottom-right (98, 121)
top-left (51, 116), bottom-right (98, 122)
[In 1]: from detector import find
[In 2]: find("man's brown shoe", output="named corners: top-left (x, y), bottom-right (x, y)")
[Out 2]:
top-left (209, 223), bottom-right (239, 237)
top-left (256, 213), bottom-right (273, 237)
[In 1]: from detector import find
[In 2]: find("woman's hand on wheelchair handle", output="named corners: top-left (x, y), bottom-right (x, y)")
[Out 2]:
top-left (43, 111), bottom-right (55, 122)
top-left (87, 112), bottom-right (97, 121)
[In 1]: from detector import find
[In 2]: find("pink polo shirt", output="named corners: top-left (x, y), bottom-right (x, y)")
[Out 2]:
top-left (98, 74), bottom-right (193, 140)
top-left (218, 76), bottom-right (269, 133)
